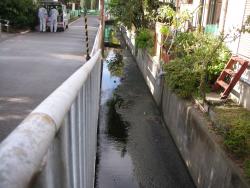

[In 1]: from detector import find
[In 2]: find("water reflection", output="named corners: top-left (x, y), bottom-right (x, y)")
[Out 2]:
top-left (96, 47), bottom-right (140, 188)
top-left (106, 50), bottom-right (124, 77)
top-left (101, 50), bottom-right (123, 104)
top-left (106, 93), bottom-right (130, 157)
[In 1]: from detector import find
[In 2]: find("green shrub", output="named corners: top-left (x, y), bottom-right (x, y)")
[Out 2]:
top-left (207, 45), bottom-right (231, 83)
top-left (168, 32), bottom-right (231, 96)
top-left (135, 28), bottom-right (154, 49)
top-left (215, 106), bottom-right (250, 157)
top-left (172, 32), bottom-right (198, 58)
top-left (108, 0), bottom-right (145, 28)
top-left (163, 58), bottom-right (200, 98)
top-left (106, 51), bottom-right (124, 77)
top-left (0, 0), bottom-right (37, 28)
top-left (163, 32), bottom-right (231, 99)
top-left (156, 5), bottom-right (175, 23)
top-left (224, 119), bottom-right (250, 157)
top-left (160, 25), bottom-right (171, 36)
top-left (244, 159), bottom-right (250, 179)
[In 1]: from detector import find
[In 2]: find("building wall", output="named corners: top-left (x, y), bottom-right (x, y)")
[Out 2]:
top-left (223, 0), bottom-right (250, 110)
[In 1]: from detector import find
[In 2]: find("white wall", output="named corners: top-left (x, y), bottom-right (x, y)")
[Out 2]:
top-left (223, 0), bottom-right (250, 110)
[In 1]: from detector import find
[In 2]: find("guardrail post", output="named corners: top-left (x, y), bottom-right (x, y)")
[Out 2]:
top-left (70, 101), bottom-right (78, 188)
top-left (84, 8), bottom-right (91, 61)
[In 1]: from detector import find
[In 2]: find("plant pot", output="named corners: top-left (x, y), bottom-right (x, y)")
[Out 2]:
top-left (181, 0), bottom-right (193, 4)
top-left (155, 22), bottom-right (167, 61)
top-left (161, 48), bottom-right (170, 64)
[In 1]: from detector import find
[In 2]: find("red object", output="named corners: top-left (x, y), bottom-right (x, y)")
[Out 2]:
top-left (213, 55), bottom-right (249, 99)
top-left (161, 48), bottom-right (170, 64)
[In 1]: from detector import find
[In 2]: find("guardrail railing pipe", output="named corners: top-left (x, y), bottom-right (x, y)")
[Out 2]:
top-left (0, 49), bottom-right (101, 188)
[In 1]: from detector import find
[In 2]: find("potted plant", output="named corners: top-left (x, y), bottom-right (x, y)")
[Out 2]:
top-left (159, 10), bottom-right (192, 63)
top-left (135, 28), bottom-right (154, 55)
top-left (155, 5), bottom-right (175, 61)
top-left (181, 0), bottom-right (193, 4)
top-left (160, 25), bottom-right (171, 63)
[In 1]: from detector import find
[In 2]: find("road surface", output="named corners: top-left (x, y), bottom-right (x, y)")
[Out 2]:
top-left (0, 16), bottom-right (99, 142)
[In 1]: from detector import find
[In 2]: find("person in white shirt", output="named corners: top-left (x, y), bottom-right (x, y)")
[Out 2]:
top-left (38, 6), bottom-right (48, 32)
top-left (50, 6), bottom-right (59, 33)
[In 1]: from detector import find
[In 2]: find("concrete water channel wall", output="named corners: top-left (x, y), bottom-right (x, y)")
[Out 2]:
top-left (121, 27), bottom-right (249, 188)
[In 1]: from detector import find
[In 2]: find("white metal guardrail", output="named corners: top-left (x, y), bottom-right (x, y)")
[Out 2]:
top-left (0, 25), bottom-right (102, 188)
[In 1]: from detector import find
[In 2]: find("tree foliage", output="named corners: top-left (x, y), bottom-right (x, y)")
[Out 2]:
top-left (108, 0), bottom-right (145, 29)
top-left (108, 0), bottom-right (175, 29)
top-left (164, 32), bottom-right (231, 98)
top-left (135, 28), bottom-right (154, 49)
top-left (0, 0), bottom-right (37, 28)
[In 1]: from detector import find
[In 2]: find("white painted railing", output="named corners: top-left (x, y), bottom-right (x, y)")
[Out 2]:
top-left (0, 25), bottom-right (102, 188)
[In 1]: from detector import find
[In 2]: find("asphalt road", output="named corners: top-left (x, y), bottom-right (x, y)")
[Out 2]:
top-left (0, 16), bottom-right (99, 142)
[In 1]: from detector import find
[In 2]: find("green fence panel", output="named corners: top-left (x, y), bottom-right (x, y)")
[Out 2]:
top-left (205, 24), bottom-right (219, 35)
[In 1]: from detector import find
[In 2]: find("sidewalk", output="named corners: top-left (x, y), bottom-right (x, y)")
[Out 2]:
top-left (0, 16), bottom-right (99, 142)
top-left (0, 32), bottom-right (16, 43)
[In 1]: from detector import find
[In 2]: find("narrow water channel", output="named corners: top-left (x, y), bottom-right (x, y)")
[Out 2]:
top-left (95, 35), bottom-right (195, 188)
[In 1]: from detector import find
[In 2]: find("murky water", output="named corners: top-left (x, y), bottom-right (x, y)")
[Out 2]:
top-left (96, 49), bottom-right (139, 188)
top-left (95, 39), bottom-right (195, 188)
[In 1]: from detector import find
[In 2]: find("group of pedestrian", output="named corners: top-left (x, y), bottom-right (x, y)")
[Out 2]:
top-left (38, 6), bottom-right (59, 33)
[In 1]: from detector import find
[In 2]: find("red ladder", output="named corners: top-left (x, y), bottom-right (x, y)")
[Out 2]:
top-left (213, 55), bottom-right (249, 99)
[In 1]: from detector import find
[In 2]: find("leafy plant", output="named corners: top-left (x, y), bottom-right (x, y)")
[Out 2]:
top-left (163, 58), bottom-right (200, 98)
top-left (157, 5), bottom-right (175, 23)
top-left (172, 32), bottom-right (198, 57)
top-left (143, 0), bottom-right (160, 25)
top-left (213, 103), bottom-right (250, 179)
top-left (176, 32), bottom-right (230, 81)
top-left (160, 25), bottom-right (171, 36)
top-left (0, 0), bottom-right (37, 28)
top-left (244, 159), bottom-right (250, 179)
top-left (207, 46), bottom-right (231, 83)
top-left (241, 15), bottom-right (250, 33)
top-left (224, 123), bottom-right (250, 157)
top-left (163, 31), bottom-right (231, 99)
top-left (160, 9), bottom-right (192, 55)
top-left (106, 51), bottom-right (124, 77)
top-left (135, 28), bottom-right (154, 49)
top-left (108, 0), bottom-right (145, 29)
top-left (214, 106), bottom-right (250, 157)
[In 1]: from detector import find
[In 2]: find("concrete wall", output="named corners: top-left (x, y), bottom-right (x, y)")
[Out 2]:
top-left (122, 28), bottom-right (249, 188)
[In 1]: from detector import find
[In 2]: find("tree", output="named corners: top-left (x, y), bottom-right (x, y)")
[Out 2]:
top-left (0, 0), bottom-right (37, 28)
top-left (109, 0), bottom-right (145, 29)
top-left (60, 0), bottom-right (81, 8)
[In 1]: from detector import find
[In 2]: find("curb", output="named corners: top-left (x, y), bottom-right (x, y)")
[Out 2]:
top-left (20, 30), bottom-right (31, 34)
top-left (69, 17), bottom-right (82, 26)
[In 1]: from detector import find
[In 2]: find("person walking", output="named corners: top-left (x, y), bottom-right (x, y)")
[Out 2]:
top-left (50, 6), bottom-right (59, 33)
top-left (38, 6), bottom-right (48, 32)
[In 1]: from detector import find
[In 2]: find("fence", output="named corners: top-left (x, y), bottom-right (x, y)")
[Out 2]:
top-left (0, 19), bottom-right (10, 33)
top-left (0, 24), bottom-right (102, 188)
top-left (69, 10), bottom-right (81, 19)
